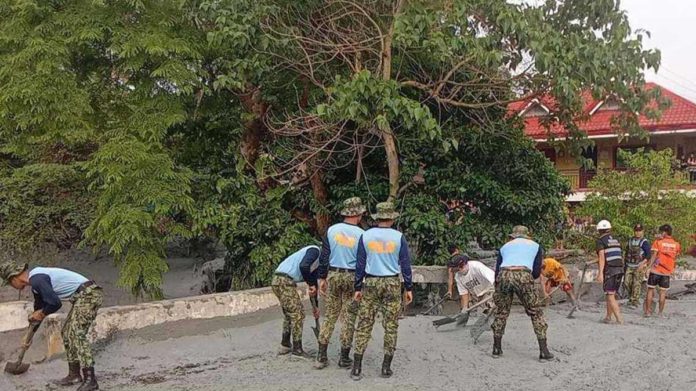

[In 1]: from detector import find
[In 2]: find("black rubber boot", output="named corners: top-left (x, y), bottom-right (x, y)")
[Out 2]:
top-left (380, 354), bottom-right (394, 378)
top-left (313, 343), bottom-right (329, 369)
top-left (492, 336), bottom-right (503, 358)
top-left (278, 331), bottom-right (292, 355)
top-left (53, 361), bottom-right (82, 386)
top-left (291, 340), bottom-right (312, 359)
top-left (350, 353), bottom-right (363, 381)
top-left (337, 347), bottom-right (353, 368)
top-left (76, 367), bottom-right (99, 391)
top-left (538, 338), bottom-right (555, 361)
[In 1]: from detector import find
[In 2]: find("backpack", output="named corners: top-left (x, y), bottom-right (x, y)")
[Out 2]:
top-left (626, 237), bottom-right (646, 266)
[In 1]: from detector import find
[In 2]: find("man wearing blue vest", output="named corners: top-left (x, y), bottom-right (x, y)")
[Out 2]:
top-left (272, 245), bottom-right (320, 359)
top-left (351, 201), bottom-right (413, 380)
top-left (314, 197), bottom-right (366, 370)
top-left (491, 226), bottom-right (553, 361)
top-left (595, 219), bottom-right (624, 324)
top-left (0, 261), bottom-right (103, 391)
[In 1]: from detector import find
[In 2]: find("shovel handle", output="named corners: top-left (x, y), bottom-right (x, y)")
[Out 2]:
top-left (15, 321), bottom-right (41, 364)
top-left (462, 295), bottom-right (494, 314)
top-left (420, 294), bottom-right (449, 315)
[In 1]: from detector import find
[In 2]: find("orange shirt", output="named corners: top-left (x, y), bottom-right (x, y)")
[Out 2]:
top-left (651, 236), bottom-right (682, 276)
top-left (542, 258), bottom-right (569, 283)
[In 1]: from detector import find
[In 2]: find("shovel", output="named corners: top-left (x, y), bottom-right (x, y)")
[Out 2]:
top-left (309, 295), bottom-right (320, 340)
top-left (567, 261), bottom-right (592, 319)
top-left (433, 296), bottom-right (493, 328)
top-left (5, 321), bottom-right (42, 375)
top-left (421, 293), bottom-right (450, 315)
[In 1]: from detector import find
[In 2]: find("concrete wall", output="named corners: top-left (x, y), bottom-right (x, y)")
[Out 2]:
top-left (412, 265), bottom-right (696, 284)
top-left (0, 301), bottom-right (33, 333)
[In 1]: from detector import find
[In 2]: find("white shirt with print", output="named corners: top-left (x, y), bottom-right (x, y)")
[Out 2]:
top-left (455, 261), bottom-right (495, 297)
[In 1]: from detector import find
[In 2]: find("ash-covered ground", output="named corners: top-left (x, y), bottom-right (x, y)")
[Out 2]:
top-left (3, 288), bottom-right (696, 391)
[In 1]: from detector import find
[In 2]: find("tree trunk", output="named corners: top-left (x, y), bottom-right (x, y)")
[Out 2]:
top-left (383, 127), bottom-right (400, 200)
top-left (310, 168), bottom-right (331, 236)
top-left (238, 85), bottom-right (268, 169)
top-left (380, 0), bottom-right (405, 201)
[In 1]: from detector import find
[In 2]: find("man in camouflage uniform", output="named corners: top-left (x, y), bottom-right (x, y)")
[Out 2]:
top-left (623, 224), bottom-right (651, 308)
top-left (491, 226), bottom-right (554, 361)
top-left (314, 197), bottom-right (366, 369)
top-left (1, 261), bottom-right (103, 391)
top-left (272, 245), bottom-right (320, 359)
top-left (351, 202), bottom-right (413, 380)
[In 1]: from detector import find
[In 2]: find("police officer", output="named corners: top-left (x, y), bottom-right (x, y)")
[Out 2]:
top-left (314, 197), bottom-right (366, 370)
top-left (272, 245), bottom-right (320, 359)
top-left (351, 202), bottom-right (413, 380)
top-left (0, 261), bottom-right (103, 391)
top-left (490, 226), bottom-right (553, 361)
top-left (595, 219), bottom-right (624, 324)
top-left (624, 224), bottom-right (651, 308)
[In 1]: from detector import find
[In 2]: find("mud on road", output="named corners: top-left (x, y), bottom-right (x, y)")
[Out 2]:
top-left (3, 295), bottom-right (696, 391)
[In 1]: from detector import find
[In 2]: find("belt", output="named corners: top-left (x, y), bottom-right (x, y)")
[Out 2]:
top-left (75, 281), bottom-right (99, 294)
top-left (501, 267), bottom-right (530, 272)
top-left (365, 274), bottom-right (399, 278)
top-left (329, 267), bottom-right (355, 273)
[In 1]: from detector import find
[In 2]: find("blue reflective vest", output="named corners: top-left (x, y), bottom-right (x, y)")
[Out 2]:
top-left (28, 267), bottom-right (88, 300)
top-left (326, 223), bottom-right (364, 270)
top-left (361, 228), bottom-right (404, 276)
top-left (499, 238), bottom-right (541, 271)
top-left (275, 245), bottom-right (320, 282)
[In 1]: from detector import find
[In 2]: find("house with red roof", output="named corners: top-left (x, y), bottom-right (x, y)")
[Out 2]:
top-left (511, 82), bottom-right (696, 201)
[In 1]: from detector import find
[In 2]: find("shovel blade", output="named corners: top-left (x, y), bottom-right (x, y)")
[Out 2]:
top-left (432, 316), bottom-right (457, 327)
top-left (455, 313), bottom-right (470, 327)
top-left (4, 361), bottom-right (30, 375)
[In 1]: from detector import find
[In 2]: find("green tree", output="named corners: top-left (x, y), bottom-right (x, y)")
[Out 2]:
top-left (577, 149), bottom-right (696, 251)
top-left (0, 0), bottom-right (665, 295)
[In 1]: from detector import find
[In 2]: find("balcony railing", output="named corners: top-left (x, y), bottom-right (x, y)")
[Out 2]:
top-left (558, 169), bottom-right (580, 189)
top-left (559, 168), bottom-right (695, 190)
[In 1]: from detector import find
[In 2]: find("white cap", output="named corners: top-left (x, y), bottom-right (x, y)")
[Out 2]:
top-left (596, 220), bottom-right (612, 230)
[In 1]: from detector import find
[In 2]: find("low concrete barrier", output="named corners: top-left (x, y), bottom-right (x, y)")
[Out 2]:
top-left (0, 301), bottom-right (33, 333)
top-left (41, 285), bottom-right (306, 358)
top-left (411, 265), bottom-right (696, 284)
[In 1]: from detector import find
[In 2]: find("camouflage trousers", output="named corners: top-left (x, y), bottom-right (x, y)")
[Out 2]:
top-left (271, 275), bottom-right (304, 343)
top-left (491, 269), bottom-right (547, 340)
top-left (354, 276), bottom-right (402, 356)
top-left (62, 286), bottom-right (103, 367)
top-left (624, 267), bottom-right (644, 306)
top-left (318, 271), bottom-right (358, 348)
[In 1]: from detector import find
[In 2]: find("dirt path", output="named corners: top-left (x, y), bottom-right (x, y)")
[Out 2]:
top-left (3, 294), bottom-right (696, 391)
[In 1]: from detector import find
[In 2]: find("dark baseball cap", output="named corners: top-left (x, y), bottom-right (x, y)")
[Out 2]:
top-left (447, 254), bottom-right (469, 268)
top-left (633, 224), bottom-right (644, 231)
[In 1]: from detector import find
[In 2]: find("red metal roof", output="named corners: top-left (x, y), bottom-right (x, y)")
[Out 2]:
top-left (511, 83), bottom-right (696, 140)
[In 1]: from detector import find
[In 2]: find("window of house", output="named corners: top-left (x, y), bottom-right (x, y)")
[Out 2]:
top-left (594, 97), bottom-right (621, 113)
top-left (523, 104), bottom-right (549, 117)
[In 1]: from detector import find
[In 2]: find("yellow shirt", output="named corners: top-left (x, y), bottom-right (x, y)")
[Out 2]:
top-left (542, 258), bottom-right (568, 283)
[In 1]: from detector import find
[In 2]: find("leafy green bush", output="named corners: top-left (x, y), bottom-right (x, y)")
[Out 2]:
top-left (577, 149), bottom-right (696, 252)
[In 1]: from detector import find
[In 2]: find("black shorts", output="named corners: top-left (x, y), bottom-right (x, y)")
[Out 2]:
top-left (603, 273), bottom-right (623, 294)
top-left (647, 273), bottom-right (670, 290)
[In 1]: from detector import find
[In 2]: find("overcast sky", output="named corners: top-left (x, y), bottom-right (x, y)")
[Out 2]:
top-left (622, 0), bottom-right (696, 101)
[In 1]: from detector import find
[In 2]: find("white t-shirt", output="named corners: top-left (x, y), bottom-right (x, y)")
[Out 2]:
top-left (455, 261), bottom-right (495, 297)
